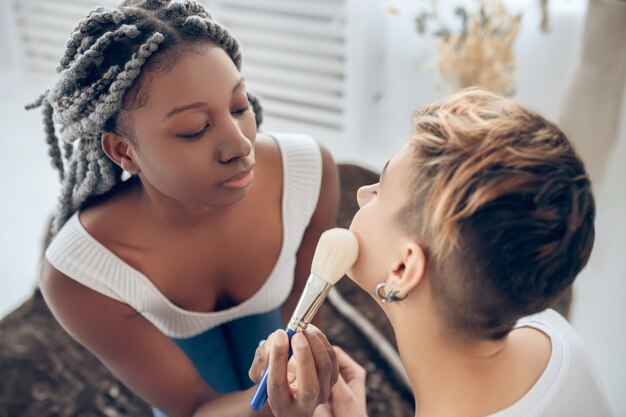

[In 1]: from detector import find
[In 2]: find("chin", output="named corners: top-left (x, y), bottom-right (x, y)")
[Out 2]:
top-left (211, 184), bottom-right (252, 202)
top-left (187, 192), bottom-right (244, 209)
top-left (219, 194), bottom-right (248, 207)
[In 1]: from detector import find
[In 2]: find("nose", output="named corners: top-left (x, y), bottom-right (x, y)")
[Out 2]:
top-left (217, 120), bottom-right (253, 163)
top-left (356, 184), bottom-right (375, 208)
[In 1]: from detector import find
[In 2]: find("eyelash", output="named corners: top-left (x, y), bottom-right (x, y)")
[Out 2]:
top-left (232, 104), bottom-right (249, 116)
top-left (177, 105), bottom-right (250, 140)
top-left (179, 125), bottom-right (209, 140)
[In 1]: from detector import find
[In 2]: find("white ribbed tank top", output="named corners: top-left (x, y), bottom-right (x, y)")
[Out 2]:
top-left (45, 134), bottom-right (323, 338)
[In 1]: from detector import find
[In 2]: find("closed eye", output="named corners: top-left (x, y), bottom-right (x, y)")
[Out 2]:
top-left (178, 124), bottom-right (210, 140)
top-left (232, 104), bottom-right (249, 117)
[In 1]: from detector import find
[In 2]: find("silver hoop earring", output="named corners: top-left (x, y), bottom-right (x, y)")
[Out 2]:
top-left (375, 283), bottom-right (405, 303)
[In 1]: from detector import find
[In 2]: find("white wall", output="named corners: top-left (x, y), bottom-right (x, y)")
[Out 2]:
top-left (0, 3), bottom-right (12, 68)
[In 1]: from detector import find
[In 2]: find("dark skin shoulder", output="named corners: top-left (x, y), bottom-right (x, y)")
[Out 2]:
top-left (39, 259), bottom-right (222, 417)
top-left (39, 133), bottom-right (339, 417)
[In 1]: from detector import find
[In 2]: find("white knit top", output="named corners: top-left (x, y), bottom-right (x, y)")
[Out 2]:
top-left (45, 134), bottom-right (323, 338)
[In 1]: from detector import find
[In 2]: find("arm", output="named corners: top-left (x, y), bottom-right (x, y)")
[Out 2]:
top-left (39, 259), bottom-right (270, 417)
top-left (282, 144), bottom-right (340, 326)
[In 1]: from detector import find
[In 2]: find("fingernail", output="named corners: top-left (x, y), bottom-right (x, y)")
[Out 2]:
top-left (292, 332), bottom-right (306, 348)
top-left (273, 330), bottom-right (286, 347)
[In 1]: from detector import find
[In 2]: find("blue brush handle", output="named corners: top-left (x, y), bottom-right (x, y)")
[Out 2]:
top-left (250, 327), bottom-right (297, 411)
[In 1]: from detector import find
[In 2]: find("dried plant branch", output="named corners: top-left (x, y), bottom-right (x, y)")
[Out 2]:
top-left (412, 0), bottom-right (522, 96)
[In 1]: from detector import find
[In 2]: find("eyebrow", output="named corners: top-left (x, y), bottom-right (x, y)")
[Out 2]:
top-left (379, 160), bottom-right (390, 185)
top-left (163, 77), bottom-right (246, 120)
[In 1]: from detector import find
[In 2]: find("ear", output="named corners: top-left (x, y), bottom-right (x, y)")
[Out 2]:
top-left (101, 131), bottom-right (141, 174)
top-left (386, 241), bottom-right (426, 299)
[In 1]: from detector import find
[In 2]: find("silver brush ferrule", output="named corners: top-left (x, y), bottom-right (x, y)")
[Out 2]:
top-left (287, 274), bottom-right (331, 333)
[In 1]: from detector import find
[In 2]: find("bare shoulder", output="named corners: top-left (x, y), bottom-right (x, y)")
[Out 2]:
top-left (513, 326), bottom-right (552, 366)
top-left (255, 133), bottom-right (282, 172)
top-left (39, 257), bottom-right (213, 416)
top-left (502, 325), bottom-right (552, 404)
top-left (78, 176), bottom-right (142, 245)
top-left (39, 258), bottom-right (137, 335)
top-left (38, 257), bottom-right (140, 359)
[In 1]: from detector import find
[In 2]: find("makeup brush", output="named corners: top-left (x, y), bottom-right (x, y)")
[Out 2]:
top-left (250, 228), bottom-right (359, 411)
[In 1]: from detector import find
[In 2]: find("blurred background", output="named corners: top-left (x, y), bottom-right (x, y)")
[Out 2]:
top-left (0, 0), bottom-right (624, 415)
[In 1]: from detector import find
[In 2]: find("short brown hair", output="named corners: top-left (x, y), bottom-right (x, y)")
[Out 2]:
top-left (398, 88), bottom-right (595, 340)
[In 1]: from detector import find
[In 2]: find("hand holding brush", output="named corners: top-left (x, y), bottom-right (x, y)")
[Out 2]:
top-left (249, 228), bottom-right (359, 411)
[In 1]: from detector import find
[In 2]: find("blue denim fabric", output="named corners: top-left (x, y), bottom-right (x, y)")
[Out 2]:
top-left (152, 308), bottom-right (282, 417)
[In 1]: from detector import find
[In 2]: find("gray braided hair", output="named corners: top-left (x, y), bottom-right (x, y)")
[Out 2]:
top-left (27, 0), bottom-right (263, 234)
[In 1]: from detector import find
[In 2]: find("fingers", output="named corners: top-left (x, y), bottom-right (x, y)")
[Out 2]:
top-left (328, 373), bottom-right (353, 403)
top-left (267, 330), bottom-right (292, 411)
top-left (287, 356), bottom-right (297, 385)
top-left (328, 373), bottom-right (368, 417)
top-left (331, 347), bottom-right (368, 416)
top-left (303, 327), bottom-right (337, 403)
top-left (308, 325), bottom-right (339, 389)
top-left (334, 346), bottom-right (366, 385)
top-left (261, 327), bottom-right (349, 417)
top-left (292, 332), bottom-right (320, 408)
top-left (249, 335), bottom-right (271, 383)
top-left (312, 403), bottom-right (334, 417)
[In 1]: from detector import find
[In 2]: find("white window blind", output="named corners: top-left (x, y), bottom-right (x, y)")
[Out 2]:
top-left (11, 0), bottom-right (119, 75)
top-left (8, 0), bottom-right (384, 148)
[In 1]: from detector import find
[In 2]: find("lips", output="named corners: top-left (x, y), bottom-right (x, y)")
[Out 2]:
top-left (221, 169), bottom-right (254, 190)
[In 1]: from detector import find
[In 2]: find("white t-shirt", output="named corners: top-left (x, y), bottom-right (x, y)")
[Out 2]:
top-left (489, 309), bottom-right (612, 417)
top-left (45, 133), bottom-right (322, 339)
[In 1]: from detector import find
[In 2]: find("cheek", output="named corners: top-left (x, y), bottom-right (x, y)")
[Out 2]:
top-left (348, 207), bottom-right (387, 287)
top-left (139, 141), bottom-right (204, 178)
top-left (242, 113), bottom-right (258, 142)
top-left (135, 140), bottom-right (221, 200)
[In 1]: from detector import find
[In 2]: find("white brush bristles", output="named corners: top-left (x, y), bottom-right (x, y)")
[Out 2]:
top-left (310, 228), bottom-right (359, 285)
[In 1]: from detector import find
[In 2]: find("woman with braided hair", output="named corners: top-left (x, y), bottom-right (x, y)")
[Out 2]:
top-left (31, 1), bottom-right (341, 416)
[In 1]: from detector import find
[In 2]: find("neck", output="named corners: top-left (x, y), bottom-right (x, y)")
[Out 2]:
top-left (387, 297), bottom-right (513, 417)
top-left (133, 176), bottom-right (236, 229)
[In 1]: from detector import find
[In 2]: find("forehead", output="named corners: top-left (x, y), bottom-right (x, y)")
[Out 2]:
top-left (385, 145), bottom-right (413, 181)
top-left (138, 45), bottom-right (240, 113)
top-left (381, 145), bottom-right (413, 204)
